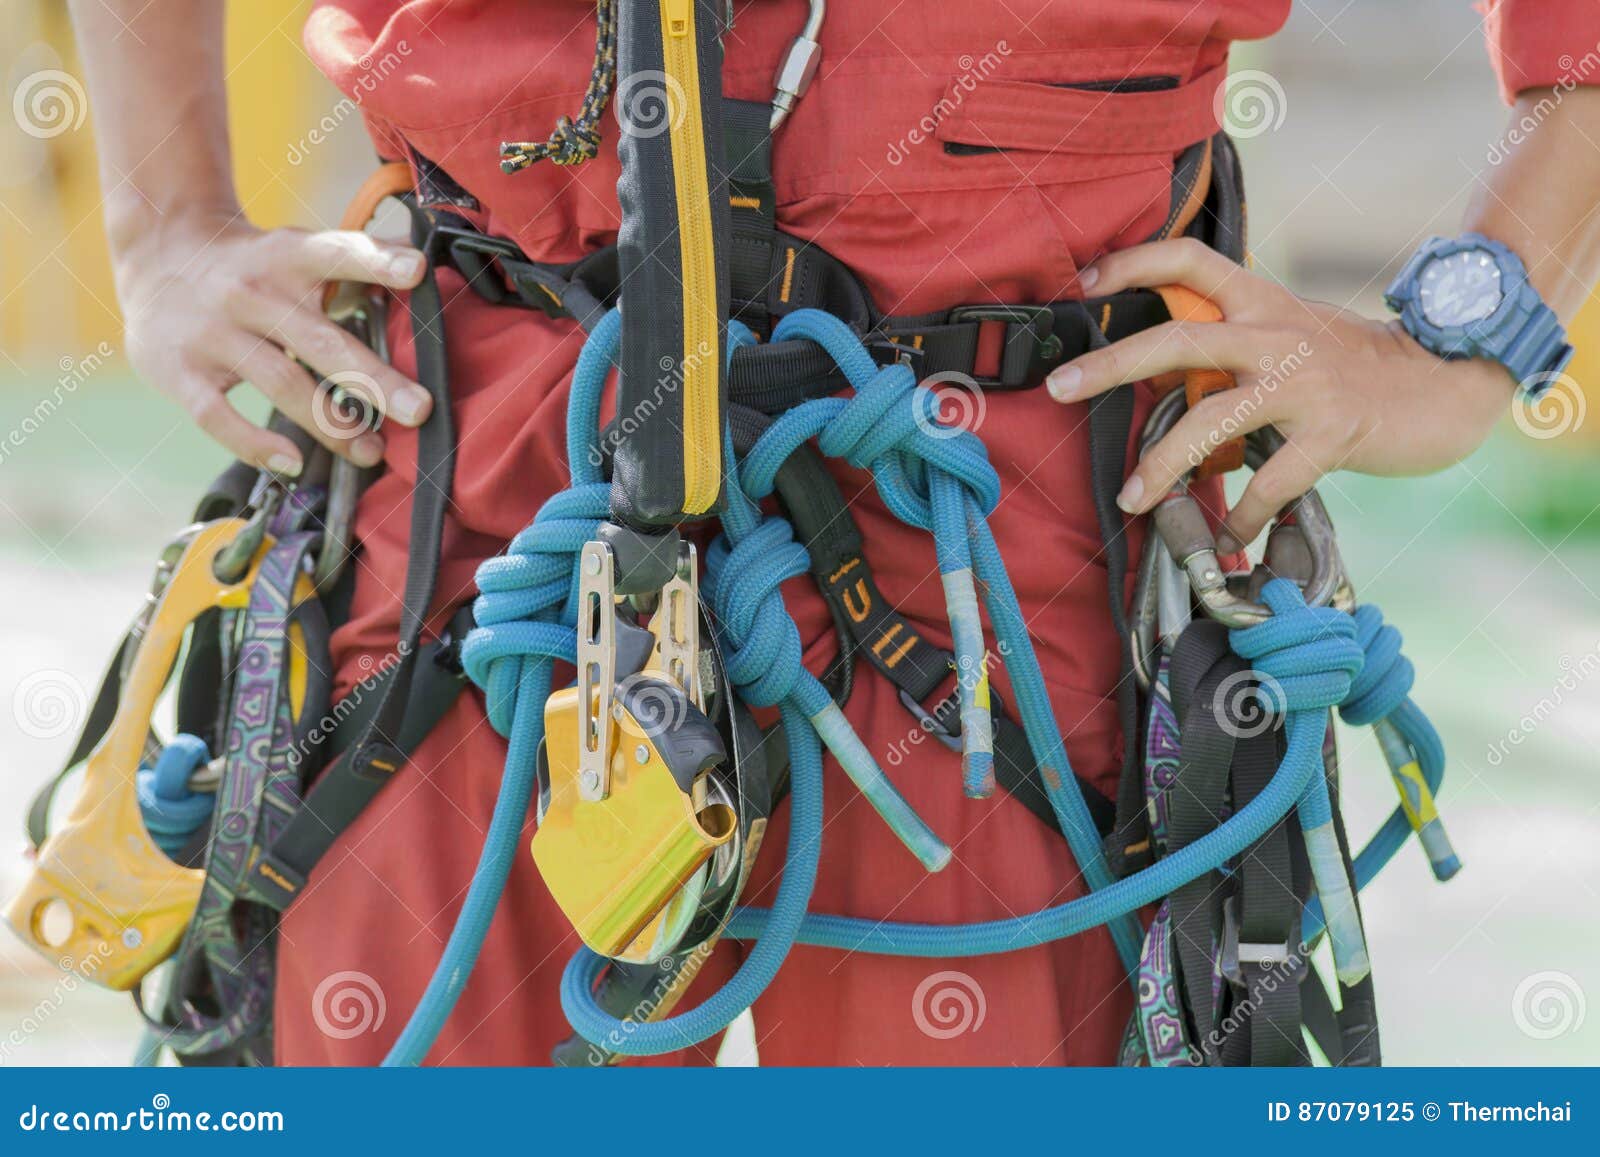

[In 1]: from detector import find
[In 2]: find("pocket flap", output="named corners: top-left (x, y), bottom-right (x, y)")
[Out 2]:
top-left (934, 64), bottom-right (1226, 156)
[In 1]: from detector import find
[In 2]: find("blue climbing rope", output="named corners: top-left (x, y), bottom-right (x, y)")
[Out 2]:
top-left (135, 733), bottom-right (214, 857)
top-left (386, 305), bottom-right (1447, 1062)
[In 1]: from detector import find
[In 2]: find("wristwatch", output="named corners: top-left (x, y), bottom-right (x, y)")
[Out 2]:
top-left (1384, 233), bottom-right (1573, 394)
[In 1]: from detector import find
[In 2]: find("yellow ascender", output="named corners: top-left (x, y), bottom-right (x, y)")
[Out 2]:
top-left (3, 518), bottom-right (306, 990)
top-left (534, 539), bottom-right (737, 960)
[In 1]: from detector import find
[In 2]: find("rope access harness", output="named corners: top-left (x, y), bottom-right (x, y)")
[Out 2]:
top-left (399, 305), bottom-right (1449, 1062)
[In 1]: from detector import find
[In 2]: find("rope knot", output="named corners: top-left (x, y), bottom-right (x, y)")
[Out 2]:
top-left (704, 518), bottom-right (813, 710)
top-left (1339, 603), bottom-right (1414, 726)
top-left (464, 482), bottom-right (609, 738)
top-left (1228, 578), bottom-right (1364, 715)
top-left (548, 116), bottom-right (603, 165)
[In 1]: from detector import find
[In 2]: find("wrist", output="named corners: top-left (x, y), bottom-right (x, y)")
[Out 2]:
top-left (104, 185), bottom-right (244, 266)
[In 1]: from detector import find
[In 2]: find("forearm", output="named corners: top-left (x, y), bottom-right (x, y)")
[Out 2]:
top-left (69, 0), bottom-right (237, 253)
top-left (1465, 88), bottom-right (1600, 322)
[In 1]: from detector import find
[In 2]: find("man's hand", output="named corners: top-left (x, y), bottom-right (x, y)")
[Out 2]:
top-left (1045, 238), bottom-right (1511, 552)
top-left (113, 213), bottom-right (430, 474)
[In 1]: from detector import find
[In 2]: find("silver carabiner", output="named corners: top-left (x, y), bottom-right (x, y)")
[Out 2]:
top-left (770, 0), bottom-right (825, 130)
top-left (1142, 388), bottom-right (1341, 630)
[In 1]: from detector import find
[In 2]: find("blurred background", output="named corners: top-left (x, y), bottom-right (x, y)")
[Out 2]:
top-left (1, 1), bottom-right (1596, 1065)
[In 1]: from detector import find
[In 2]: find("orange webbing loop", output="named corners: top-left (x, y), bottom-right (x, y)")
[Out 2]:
top-left (321, 161), bottom-right (415, 312)
top-left (1150, 284), bottom-right (1244, 478)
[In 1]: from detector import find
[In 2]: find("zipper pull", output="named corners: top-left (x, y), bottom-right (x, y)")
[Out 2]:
top-left (666, 0), bottom-right (690, 38)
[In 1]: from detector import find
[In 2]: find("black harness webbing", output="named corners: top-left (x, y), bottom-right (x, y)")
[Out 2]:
top-left (1167, 619), bottom-right (1306, 1066)
top-left (249, 204), bottom-right (464, 908)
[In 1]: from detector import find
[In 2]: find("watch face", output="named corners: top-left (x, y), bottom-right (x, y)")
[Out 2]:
top-left (1418, 248), bottom-right (1503, 327)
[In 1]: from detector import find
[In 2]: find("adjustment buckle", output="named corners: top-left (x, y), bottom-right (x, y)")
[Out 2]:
top-left (897, 687), bottom-right (963, 753)
top-left (1219, 895), bottom-right (1307, 986)
top-left (947, 304), bottom-right (1065, 390)
top-left (867, 336), bottom-right (928, 371)
top-left (895, 653), bottom-right (1009, 755)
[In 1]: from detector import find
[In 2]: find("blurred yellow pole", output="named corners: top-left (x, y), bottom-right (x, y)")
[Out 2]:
top-left (0, 1), bottom-right (318, 366)
top-left (1561, 293), bottom-right (1600, 443)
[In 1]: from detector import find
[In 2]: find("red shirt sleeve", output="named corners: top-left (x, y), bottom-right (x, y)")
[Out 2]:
top-left (1483, 0), bottom-right (1600, 103)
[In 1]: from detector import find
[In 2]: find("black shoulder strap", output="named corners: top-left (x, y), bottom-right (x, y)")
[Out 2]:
top-left (248, 203), bottom-right (463, 908)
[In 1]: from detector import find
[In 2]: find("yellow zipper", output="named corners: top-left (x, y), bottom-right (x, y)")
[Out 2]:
top-left (662, 0), bottom-right (719, 514)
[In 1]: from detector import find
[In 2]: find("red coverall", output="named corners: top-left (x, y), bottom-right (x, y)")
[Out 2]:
top-left (277, 0), bottom-right (1589, 1065)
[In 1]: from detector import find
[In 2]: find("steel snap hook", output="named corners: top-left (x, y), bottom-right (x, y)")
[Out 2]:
top-left (769, 0), bottom-right (825, 130)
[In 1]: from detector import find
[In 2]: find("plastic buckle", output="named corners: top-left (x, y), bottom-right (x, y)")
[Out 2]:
top-left (947, 304), bottom-right (1065, 390)
top-left (1219, 895), bottom-right (1307, 987)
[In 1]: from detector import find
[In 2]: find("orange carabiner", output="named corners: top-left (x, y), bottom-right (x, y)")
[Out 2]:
top-left (1151, 284), bottom-right (1245, 479)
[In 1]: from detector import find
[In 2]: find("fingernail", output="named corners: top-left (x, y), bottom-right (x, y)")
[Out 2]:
top-left (352, 434), bottom-right (385, 467)
top-left (1078, 265), bottom-right (1100, 291)
top-left (1116, 475), bottom-right (1144, 513)
top-left (392, 387), bottom-right (430, 425)
top-left (388, 252), bottom-right (424, 281)
top-left (1215, 529), bottom-right (1241, 555)
top-left (1047, 364), bottom-right (1083, 401)
top-left (267, 453), bottom-right (302, 477)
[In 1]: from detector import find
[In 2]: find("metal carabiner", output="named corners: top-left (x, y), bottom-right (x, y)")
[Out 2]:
top-left (211, 476), bottom-right (287, 585)
top-left (313, 288), bottom-right (389, 592)
top-left (1142, 388), bottom-right (1341, 630)
top-left (769, 0), bottom-right (825, 130)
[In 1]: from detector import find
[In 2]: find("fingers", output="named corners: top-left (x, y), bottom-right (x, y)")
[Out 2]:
top-left (1216, 439), bottom-right (1327, 552)
top-left (1048, 320), bottom-right (1288, 402)
top-left (1076, 237), bottom-right (1291, 318)
top-left (244, 302), bottom-right (431, 428)
top-left (290, 229), bottom-right (426, 290)
top-left (226, 339), bottom-right (386, 467)
top-left (172, 372), bottom-right (305, 473)
top-left (1116, 385), bottom-right (1279, 514)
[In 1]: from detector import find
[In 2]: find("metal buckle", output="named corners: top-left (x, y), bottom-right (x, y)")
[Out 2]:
top-left (896, 687), bottom-right (963, 752)
top-left (867, 337), bottom-right (927, 371)
top-left (947, 304), bottom-right (1065, 390)
top-left (1219, 895), bottom-right (1307, 986)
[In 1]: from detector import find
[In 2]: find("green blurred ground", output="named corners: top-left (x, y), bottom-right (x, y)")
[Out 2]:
top-left (1, 369), bottom-right (1596, 1065)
